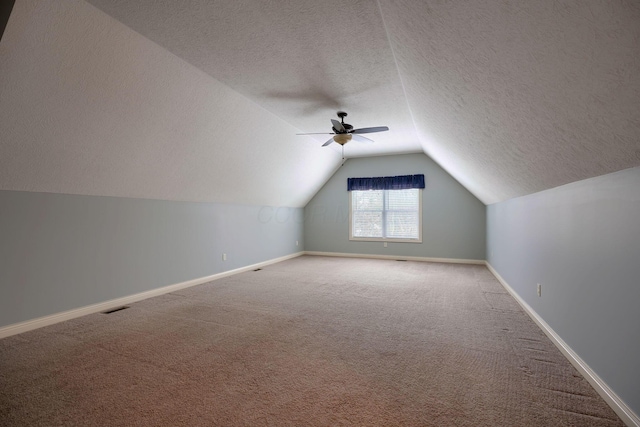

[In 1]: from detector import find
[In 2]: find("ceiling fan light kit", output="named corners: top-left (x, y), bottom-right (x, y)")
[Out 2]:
top-left (333, 134), bottom-right (352, 145)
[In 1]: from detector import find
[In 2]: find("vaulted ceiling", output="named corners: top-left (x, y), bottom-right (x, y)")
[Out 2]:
top-left (1, 0), bottom-right (639, 207)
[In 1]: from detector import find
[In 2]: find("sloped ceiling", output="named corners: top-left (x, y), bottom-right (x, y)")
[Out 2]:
top-left (0, 0), bottom-right (339, 207)
top-left (1, 0), bottom-right (639, 207)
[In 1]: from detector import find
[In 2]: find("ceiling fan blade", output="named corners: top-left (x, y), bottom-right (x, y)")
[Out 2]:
top-left (351, 126), bottom-right (389, 134)
top-left (322, 137), bottom-right (334, 147)
top-left (352, 134), bottom-right (374, 143)
top-left (296, 132), bottom-right (336, 135)
top-left (331, 119), bottom-right (346, 133)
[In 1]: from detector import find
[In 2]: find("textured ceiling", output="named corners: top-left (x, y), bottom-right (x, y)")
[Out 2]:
top-left (0, 0), bottom-right (339, 207)
top-left (82, 0), bottom-right (423, 159)
top-left (379, 0), bottom-right (640, 203)
top-left (2, 0), bottom-right (639, 206)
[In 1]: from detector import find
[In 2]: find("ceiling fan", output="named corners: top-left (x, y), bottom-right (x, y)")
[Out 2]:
top-left (297, 111), bottom-right (389, 147)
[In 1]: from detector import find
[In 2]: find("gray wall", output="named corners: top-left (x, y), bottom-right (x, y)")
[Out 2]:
top-left (305, 153), bottom-right (486, 260)
top-left (487, 166), bottom-right (640, 416)
top-left (0, 190), bottom-right (303, 328)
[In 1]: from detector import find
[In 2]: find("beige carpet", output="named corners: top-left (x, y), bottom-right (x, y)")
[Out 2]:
top-left (0, 256), bottom-right (625, 426)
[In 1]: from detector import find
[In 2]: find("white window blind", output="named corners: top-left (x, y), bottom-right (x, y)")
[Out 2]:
top-left (350, 188), bottom-right (421, 241)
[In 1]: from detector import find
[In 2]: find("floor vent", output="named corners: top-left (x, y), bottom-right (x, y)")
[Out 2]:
top-left (396, 259), bottom-right (407, 262)
top-left (102, 306), bottom-right (130, 314)
top-left (253, 268), bottom-right (262, 271)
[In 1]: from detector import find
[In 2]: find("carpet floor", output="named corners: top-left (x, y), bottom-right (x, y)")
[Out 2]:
top-left (0, 256), bottom-right (625, 426)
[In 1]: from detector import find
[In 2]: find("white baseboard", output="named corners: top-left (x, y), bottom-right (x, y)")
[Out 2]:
top-left (486, 262), bottom-right (639, 427)
top-left (304, 251), bottom-right (485, 265)
top-left (0, 252), bottom-right (304, 339)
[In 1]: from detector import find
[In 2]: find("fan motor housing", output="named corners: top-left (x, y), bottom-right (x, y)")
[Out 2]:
top-left (332, 123), bottom-right (353, 133)
top-left (334, 111), bottom-right (353, 133)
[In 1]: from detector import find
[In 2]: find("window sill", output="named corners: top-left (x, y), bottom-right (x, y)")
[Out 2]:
top-left (349, 237), bottom-right (423, 244)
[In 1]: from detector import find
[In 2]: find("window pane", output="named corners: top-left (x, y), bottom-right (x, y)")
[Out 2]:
top-left (352, 190), bottom-right (383, 211)
top-left (386, 211), bottom-right (419, 239)
top-left (386, 189), bottom-right (419, 211)
top-left (353, 211), bottom-right (383, 237)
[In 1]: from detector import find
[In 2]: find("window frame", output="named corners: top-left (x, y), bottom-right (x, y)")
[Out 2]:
top-left (348, 188), bottom-right (423, 243)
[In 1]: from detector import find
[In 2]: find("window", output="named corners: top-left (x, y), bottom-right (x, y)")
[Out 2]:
top-left (348, 174), bottom-right (424, 242)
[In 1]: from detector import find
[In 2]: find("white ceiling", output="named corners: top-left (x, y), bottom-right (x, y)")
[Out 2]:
top-left (1, 0), bottom-right (639, 206)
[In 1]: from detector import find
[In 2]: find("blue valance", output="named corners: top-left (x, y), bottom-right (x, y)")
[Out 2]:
top-left (347, 174), bottom-right (425, 191)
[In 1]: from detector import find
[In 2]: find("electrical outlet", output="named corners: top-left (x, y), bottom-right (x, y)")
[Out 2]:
top-left (222, 253), bottom-right (227, 261)
top-left (296, 241), bottom-right (299, 246)
top-left (537, 283), bottom-right (541, 297)
top-left (384, 242), bottom-right (387, 248)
